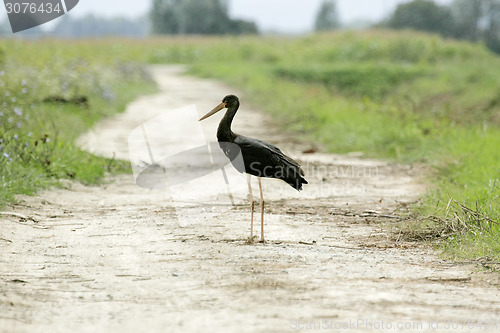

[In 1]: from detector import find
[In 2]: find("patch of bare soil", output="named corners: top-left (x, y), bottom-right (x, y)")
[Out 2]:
top-left (1, 66), bottom-right (499, 333)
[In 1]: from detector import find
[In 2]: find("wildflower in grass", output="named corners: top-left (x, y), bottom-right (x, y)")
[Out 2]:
top-left (22, 88), bottom-right (27, 94)
top-left (28, 132), bottom-right (32, 137)
top-left (21, 79), bottom-right (27, 86)
top-left (12, 97), bottom-right (17, 103)
top-left (0, 111), bottom-right (3, 116)
top-left (0, 144), bottom-right (2, 151)
top-left (14, 107), bottom-right (22, 116)
top-left (17, 122), bottom-right (22, 128)
top-left (0, 70), bottom-right (4, 76)
top-left (14, 134), bottom-right (18, 140)
top-left (2, 153), bottom-right (13, 162)
top-left (5, 91), bottom-right (9, 97)
top-left (8, 117), bottom-right (13, 123)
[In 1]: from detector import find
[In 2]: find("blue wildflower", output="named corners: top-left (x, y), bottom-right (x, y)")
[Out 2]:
top-left (14, 107), bottom-right (22, 116)
top-left (14, 135), bottom-right (18, 140)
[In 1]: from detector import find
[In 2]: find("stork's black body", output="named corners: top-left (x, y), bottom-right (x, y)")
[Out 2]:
top-left (214, 95), bottom-right (307, 190)
top-left (220, 135), bottom-right (307, 190)
top-left (199, 94), bottom-right (307, 242)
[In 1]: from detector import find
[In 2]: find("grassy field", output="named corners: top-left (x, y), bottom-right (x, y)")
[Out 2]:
top-left (0, 39), bottom-right (156, 208)
top-left (1, 32), bottom-right (498, 261)
top-left (183, 31), bottom-right (500, 261)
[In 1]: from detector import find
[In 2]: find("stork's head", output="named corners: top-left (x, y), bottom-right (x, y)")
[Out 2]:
top-left (199, 95), bottom-right (239, 121)
top-left (221, 95), bottom-right (239, 109)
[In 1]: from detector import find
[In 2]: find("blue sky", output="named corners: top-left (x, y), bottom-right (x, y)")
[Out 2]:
top-left (1, 0), bottom-right (455, 33)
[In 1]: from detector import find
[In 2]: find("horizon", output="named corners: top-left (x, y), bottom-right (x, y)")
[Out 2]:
top-left (0, 0), bottom-right (454, 34)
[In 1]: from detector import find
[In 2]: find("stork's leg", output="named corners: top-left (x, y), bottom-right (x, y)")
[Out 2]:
top-left (258, 177), bottom-right (265, 242)
top-left (247, 174), bottom-right (255, 241)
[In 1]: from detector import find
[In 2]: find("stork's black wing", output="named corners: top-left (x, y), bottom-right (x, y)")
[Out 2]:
top-left (225, 135), bottom-right (308, 191)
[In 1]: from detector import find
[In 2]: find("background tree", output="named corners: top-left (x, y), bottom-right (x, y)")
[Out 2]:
top-left (314, 0), bottom-right (340, 31)
top-left (150, 0), bottom-right (257, 35)
top-left (387, 0), bottom-right (454, 36)
top-left (230, 19), bottom-right (259, 35)
top-left (484, 1), bottom-right (500, 53)
top-left (450, 0), bottom-right (500, 52)
top-left (150, 0), bottom-right (181, 35)
top-left (178, 0), bottom-right (230, 34)
top-left (385, 0), bottom-right (500, 54)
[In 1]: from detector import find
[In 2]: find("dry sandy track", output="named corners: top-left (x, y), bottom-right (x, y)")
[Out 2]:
top-left (1, 66), bottom-right (499, 333)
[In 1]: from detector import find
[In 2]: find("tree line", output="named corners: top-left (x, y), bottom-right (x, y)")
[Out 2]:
top-left (384, 0), bottom-right (500, 53)
top-left (314, 0), bottom-right (500, 54)
top-left (3, 0), bottom-right (498, 54)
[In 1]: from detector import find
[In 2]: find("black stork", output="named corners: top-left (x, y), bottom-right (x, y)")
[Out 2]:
top-left (199, 95), bottom-right (307, 243)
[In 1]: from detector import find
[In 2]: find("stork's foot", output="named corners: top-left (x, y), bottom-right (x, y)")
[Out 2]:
top-left (245, 235), bottom-right (258, 244)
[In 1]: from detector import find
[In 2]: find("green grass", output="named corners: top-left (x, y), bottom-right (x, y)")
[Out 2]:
top-left (0, 40), bottom-right (156, 208)
top-left (275, 63), bottom-right (428, 99)
top-left (184, 31), bottom-right (500, 261)
top-left (1, 32), bottom-right (498, 261)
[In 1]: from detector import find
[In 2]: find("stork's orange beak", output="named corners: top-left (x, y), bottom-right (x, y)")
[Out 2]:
top-left (199, 102), bottom-right (226, 121)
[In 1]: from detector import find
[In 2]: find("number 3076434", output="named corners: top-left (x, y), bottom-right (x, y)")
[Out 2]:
top-left (5, 2), bottom-right (63, 14)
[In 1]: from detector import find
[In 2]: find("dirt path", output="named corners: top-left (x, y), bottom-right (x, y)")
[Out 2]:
top-left (1, 66), bottom-right (499, 333)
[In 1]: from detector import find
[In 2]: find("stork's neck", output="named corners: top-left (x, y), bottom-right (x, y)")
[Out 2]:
top-left (217, 105), bottom-right (238, 142)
